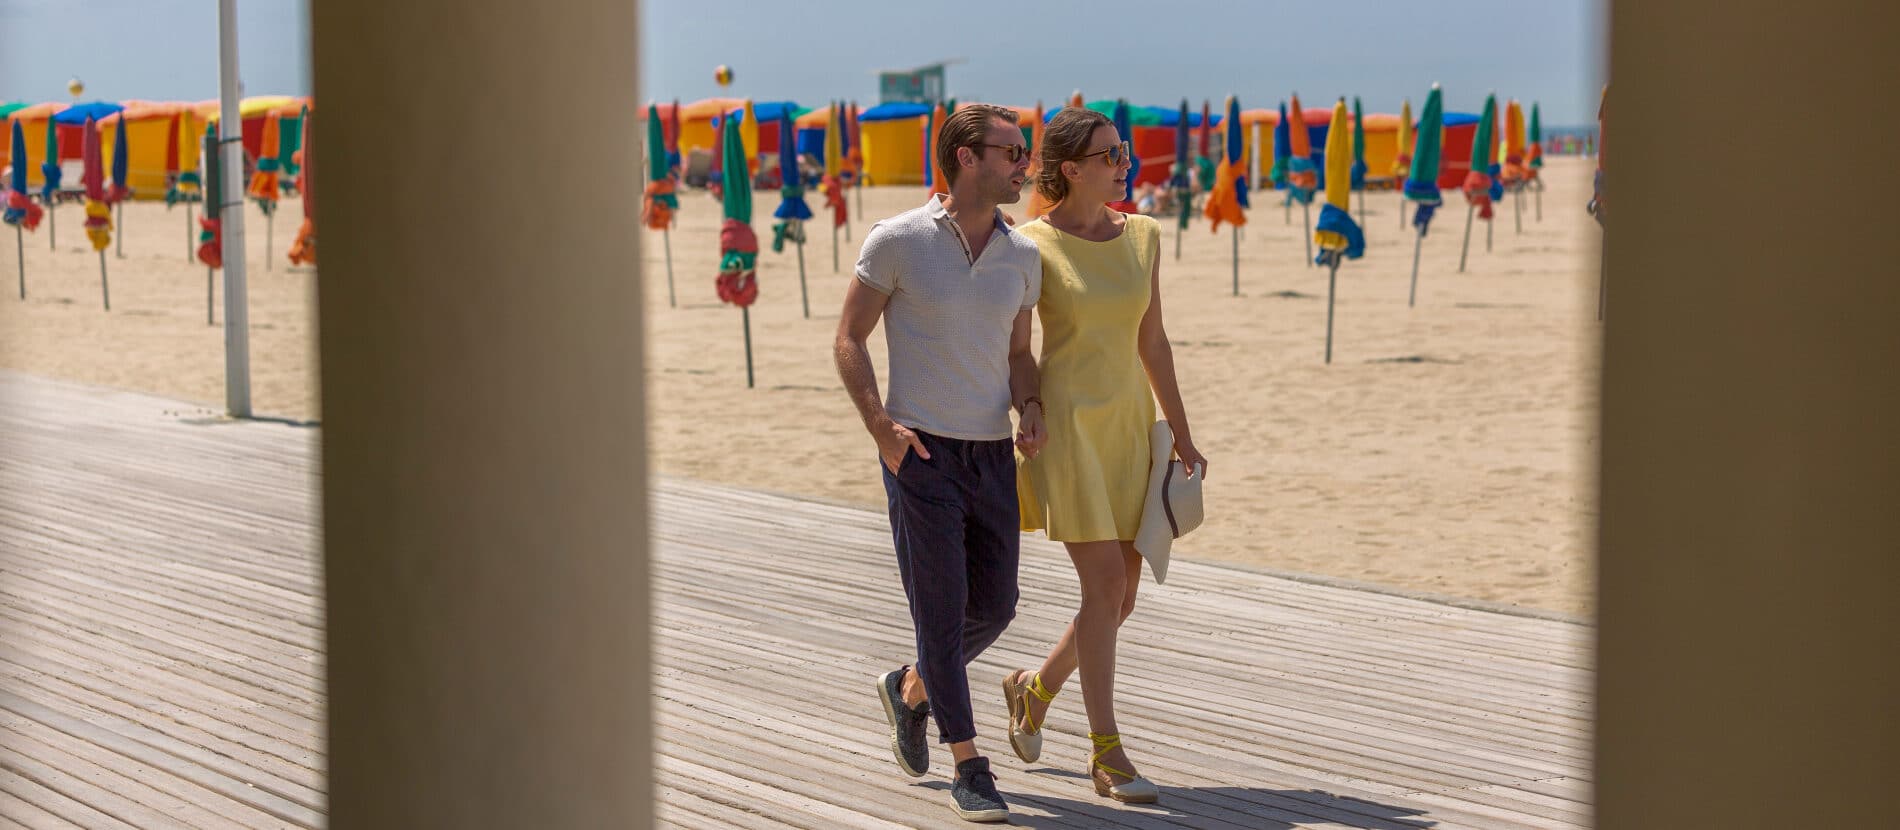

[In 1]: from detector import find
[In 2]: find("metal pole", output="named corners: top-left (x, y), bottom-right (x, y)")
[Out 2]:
top-left (1230, 225), bottom-right (1238, 296)
top-left (741, 306), bottom-right (755, 388)
top-left (662, 228), bottom-right (675, 308)
top-left (1486, 211), bottom-right (1493, 253)
top-left (1514, 186), bottom-right (1523, 234)
top-left (265, 210), bottom-right (274, 270)
top-left (1174, 219), bottom-right (1181, 261)
top-left (218, 0), bottom-right (252, 417)
top-left (831, 224), bottom-right (839, 273)
top-left (1598, 233), bottom-right (1608, 321)
top-left (1324, 257), bottom-right (1339, 364)
top-left (186, 201), bottom-right (194, 260)
top-left (796, 221), bottom-right (809, 319)
top-left (47, 203), bottom-right (55, 249)
top-left (1459, 204), bottom-right (1475, 272)
top-left (15, 226), bottom-right (23, 299)
top-left (116, 202), bottom-right (124, 258)
top-left (1408, 232), bottom-right (1423, 307)
top-left (99, 251), bottom-right (110, 311)
top-left (1536, 184), bottom-right (1543, 222)
top-left (207, 268), bottom-right (214, 325)
top-left (1400, 197), bottom-right (1407, 230)
top-left (1302, 202), bottom-right (1312, 267)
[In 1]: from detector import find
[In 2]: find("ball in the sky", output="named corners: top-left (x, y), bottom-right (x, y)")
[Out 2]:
top-left (714, 65), bottom-right (734, 87)
top-left (67, 77), bottom-right (85, 98)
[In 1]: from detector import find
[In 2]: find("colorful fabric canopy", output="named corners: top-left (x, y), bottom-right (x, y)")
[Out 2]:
top-left (1527, 102), bottom-right (1544, 176)
top-left (642, 103), bottom-right (679, 230)
top-left (1285, 94), bottom-right (1317, 204)
top-left (248, 111), bottom-right (282, 214)
top-left (81, 118), bottom-right (112, 251)
top-left (1405, 86), bottom-right (1446, 233)
top-left (1461, 94), bottom-right (1500, 220)
top-left (198, 124), bottom-right (223, 268)
top-left (1500, 99), bottom-right (1529, 187)
top-left (771, 107), bottom-right (813, 252)
top-left (1271, 101), bottom-right (1291, 189)
top-left (822, 101), bottom-right (846, 228)
top-left (5, 118), bottom-right (44, 230)
top-left (1315, 99), bottom-right (1365, 262)
top-left (289, 109), bottom-right (317, 266)
top-left (1203, 95), bottom-right (1247, 232)
top-left (715, 115), bottom-right (758, 308)
top-left (1350, 96), bottom-right (1368, 191)
top-left (1395, 99), bottom-right (1415, 180)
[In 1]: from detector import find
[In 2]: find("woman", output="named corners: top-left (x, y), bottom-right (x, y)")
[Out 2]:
top-left (1004, 107), bottom-right (1206, 804)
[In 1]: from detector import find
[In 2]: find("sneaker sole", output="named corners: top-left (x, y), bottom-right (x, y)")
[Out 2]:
top-left (876, 672), bottom-right (926, 778)
top-left (953, 805), bottom-right (1010, 823)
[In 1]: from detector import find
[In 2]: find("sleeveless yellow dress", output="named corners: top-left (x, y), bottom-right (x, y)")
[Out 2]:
top-left (1016, 213), bottom-right (1160, 542)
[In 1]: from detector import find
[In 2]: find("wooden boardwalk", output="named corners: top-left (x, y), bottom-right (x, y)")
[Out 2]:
top-left (0, 371), bottom-right (1593, 828)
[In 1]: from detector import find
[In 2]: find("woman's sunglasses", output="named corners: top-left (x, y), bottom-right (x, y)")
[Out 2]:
top-left (1073, 141), bottom-right (1130, 167)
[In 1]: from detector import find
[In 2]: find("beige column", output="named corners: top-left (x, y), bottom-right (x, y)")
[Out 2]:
top-left (310, 1), bottom-right (650, 826)
top-left (1596, 2), bottom-right (1899, 826)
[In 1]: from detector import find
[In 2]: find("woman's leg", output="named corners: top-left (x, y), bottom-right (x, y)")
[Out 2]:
top-left (1015, 541), bottom-right (1143, 772)
top-left (1018, 542), bottom-right (1142, 724)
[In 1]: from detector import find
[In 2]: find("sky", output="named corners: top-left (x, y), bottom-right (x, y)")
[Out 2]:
top-left (2, 0), bottom-right (1604, 125)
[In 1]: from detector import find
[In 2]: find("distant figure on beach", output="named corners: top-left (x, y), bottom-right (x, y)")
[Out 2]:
top-left (1003, 106), bottom-right (1208, 806)
top-left (833, 103), bottom-right (1044, 824)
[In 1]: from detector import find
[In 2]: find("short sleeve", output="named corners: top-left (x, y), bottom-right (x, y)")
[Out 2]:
top-left (854, 221), bottom-right (900, 295)
top-left (1020, 243), bottom-right (1042, 311)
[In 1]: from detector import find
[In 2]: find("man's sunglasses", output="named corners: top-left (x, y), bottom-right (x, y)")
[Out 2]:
top-left (1073, 141), bottom-right (1130, 167)
top-left (973, 143), bottom-right (1028, 163)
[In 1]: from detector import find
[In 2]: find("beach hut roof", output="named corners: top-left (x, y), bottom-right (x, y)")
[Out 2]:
top-left (52, 101), bottom-right (124, 125)
top-left (859, 102), bottom-right (931, 122)
top-left (680, 97), bottom-right (745, 120)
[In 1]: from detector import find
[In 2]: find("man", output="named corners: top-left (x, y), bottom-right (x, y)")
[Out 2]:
top-left (834, 104), bottom-right (1044, 823)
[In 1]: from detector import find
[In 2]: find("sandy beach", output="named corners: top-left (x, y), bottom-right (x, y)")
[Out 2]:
top-left (0, 156), bottom-right (1602, 616)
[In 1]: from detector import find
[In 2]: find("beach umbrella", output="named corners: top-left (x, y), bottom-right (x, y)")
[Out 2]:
top-left (1593, 86), bottom-right (1607, 319)
top-left (278, 106), bottom-right (304, 193)
top-left (771, 106), bottom-right (814, 318)
top-left (667, 97), bottom-right (682, 173)
top-left (707, 113), bottom-right (725, 199)
top-left (839, 101), bottom-right (855, 239)
top-left (1404, 84), bottom-right (1446, 307)
top-left (288, 108), bottom-right (316, 268)
top-left (250, 111), bottom-right (283, 269)
top-left (166, 110), bottom-right (205, 260)
top-left (108, 113), bottom-right (130, 258)
top-left (1173, 98), bottom-right (1192, 259)
top-left (1202, 95), bottom-right (1247, 295)
top-left (1351, 96), bottom-right (1369, 227)
top-left (713, 114), bottom-right (760, 388)
top-left (1272, 101), bottom-right (1292, 224)
top-left (40, 118), bottom-right (61, 249)
top-left (1528, 102), bottom-right (1545, 221)
top-left (1108, 99), bottom-right (1139, 212)
top-left (1196, 100), bottom-right (1215, 194)
top-left (1500, 99), bottom-right (1530, 234)
top-left (1315, 98), bottom-right (1366, 364)
top-left (641, 103), bottom-right (680, 306)
top-left (848, 101), bottom-right (865, 216)
top-left (1458, 93), bottom-right (1499, 272)
top-left (1395, 98), bottom-right (1415, 228)
top-left (927, 102), bottom-right (948, 196)
top-left (740, 99), bottom-right (760, 176)
top-left (1026, 101), bottom-right (1055, 219)
top-left (198, 124), bottom-right (222, 323)
top-left (1287, 94), bottom-right (1319, 265)
top-left (81, 118), bottom-right (112, 309)
top-left (6, 117), bottom-right (45, 299)
top-left (822, 101), bottom-right (847, 272)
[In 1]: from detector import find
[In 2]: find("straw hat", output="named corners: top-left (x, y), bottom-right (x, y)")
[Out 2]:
top-left (1133, 420), bottom-right (1203, 583)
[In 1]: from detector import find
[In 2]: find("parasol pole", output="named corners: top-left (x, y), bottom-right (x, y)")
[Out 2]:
top-left (663, 225), bottom-right (675, 308)
top-left (208, 267), bottom-right (214, 325)
top-left (832, 222), bottom-right (839, 273)
top-left (185, 200), bottom-right (194, 260)
top-left (116, 202), bottom-right (124, 258)
top-left (1459, 204), bottom-right (1475, 272)
top-left (99, 251), bottom-right (109, 311)
top-left (1514, 184), bottom-right (1523, 234)
top-left (1230, 225), bottom-right (1238, 296)
top-left (1302, 201), bottom-right (1312, 267)
top-left (741, 306), bottom-right (755, 389)
top-left (1324, 254), bottom-right (1340, 364)
top-left (1486, 209), bottom-right (1492, 253)
top-left (797, 220), bottom-right (809, 319)
top-left (14, 226), bottom-right (23, 299)
top-left (1409, 230), bottom-right (1424, 307)
top-left (265, 209), bottom-right (274, 270)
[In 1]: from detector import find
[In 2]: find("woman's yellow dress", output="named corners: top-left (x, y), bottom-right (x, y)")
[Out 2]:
top-left (1016, 213), bottom-right (1160, 542)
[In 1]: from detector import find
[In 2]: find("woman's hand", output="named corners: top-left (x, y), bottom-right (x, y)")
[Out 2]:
top-left (1174, 435), bottom-right (1208, 480)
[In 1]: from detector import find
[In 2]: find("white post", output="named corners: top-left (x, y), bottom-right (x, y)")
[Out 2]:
top-left (218, 0), bottom-right (252, 418)
top-left (185, 201), bottom-right (194, 260)
top-left (796, 221), bottom-right (809, 319)
top-left (662, 228), bottom-right (674, 308)
top-left (1302, 201), bottom-right (1313, 267)
top-left (1408, 232), bottom-right (1423, 307)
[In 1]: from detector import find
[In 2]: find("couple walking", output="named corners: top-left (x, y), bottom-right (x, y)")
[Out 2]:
top-left (833, 104), bottom-right (1206, 823)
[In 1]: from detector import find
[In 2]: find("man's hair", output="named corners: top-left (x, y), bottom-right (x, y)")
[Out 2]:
top-left (936, 104), bottom-right (1023, 187)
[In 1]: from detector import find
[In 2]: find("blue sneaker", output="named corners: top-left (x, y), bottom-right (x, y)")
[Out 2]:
top-left (876, 667), bottom-right (929, 777)
top-left (951, 757), bottom-right (1009, 822)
